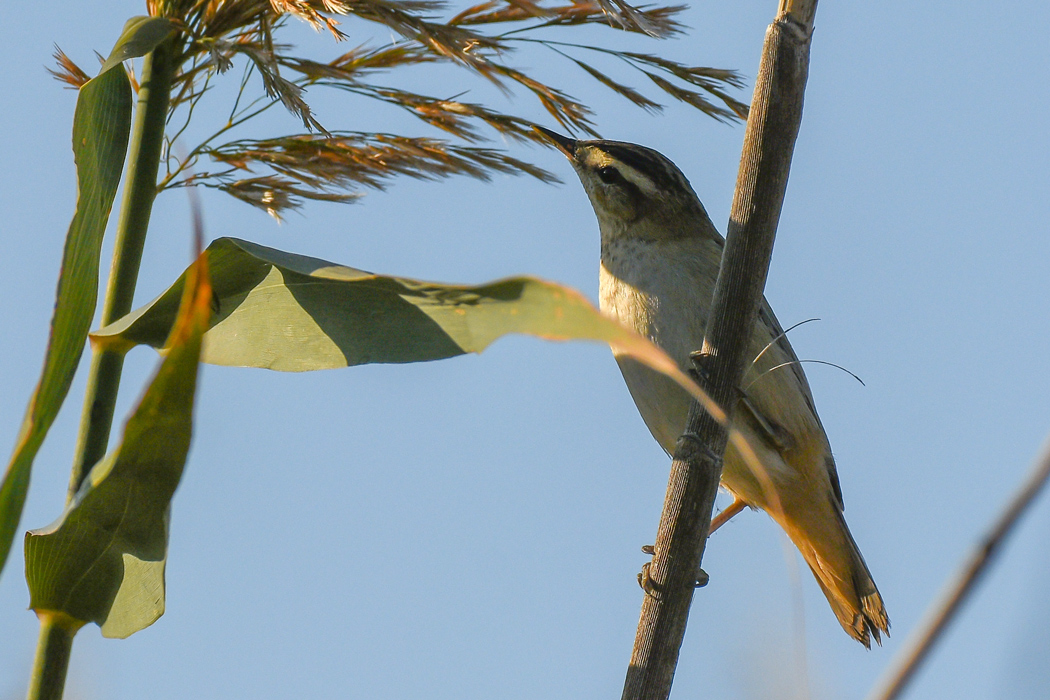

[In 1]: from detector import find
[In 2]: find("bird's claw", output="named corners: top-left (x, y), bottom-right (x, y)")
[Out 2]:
top-left (637, 545), bottom-right (708, 593)
top-left (637, 561), bottom-right (662, 599)
top-left (688, 350), bottom-right (716, 384)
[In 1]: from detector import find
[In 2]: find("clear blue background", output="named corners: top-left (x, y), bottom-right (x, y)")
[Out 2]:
top-left (2, 2), bottom-right (1049, 699)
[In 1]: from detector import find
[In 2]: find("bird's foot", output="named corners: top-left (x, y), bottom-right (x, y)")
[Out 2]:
top-left (687, 350), bottom-right (716, 386)
top-left (638, 545), bottom-right (709, 590)
top-left (708, 497), bottom-right (748, 535)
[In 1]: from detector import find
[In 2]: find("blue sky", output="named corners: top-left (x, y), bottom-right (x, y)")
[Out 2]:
top-left (2, 2), bottom-right (1049, 699)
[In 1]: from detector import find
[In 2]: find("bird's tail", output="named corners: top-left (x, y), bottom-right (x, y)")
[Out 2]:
top-left (779, 500), bottom-right (890, 648)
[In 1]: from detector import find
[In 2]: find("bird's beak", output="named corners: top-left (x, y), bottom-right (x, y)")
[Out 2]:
top-left (534, 126), bottom-right (577, 160)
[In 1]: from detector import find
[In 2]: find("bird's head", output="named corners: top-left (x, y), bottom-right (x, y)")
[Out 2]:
top-left (535, 126), bottom-right (717, 243)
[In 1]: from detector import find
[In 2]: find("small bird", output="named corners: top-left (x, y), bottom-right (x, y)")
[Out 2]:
top-left (538, 126), bottom-right (889, 647)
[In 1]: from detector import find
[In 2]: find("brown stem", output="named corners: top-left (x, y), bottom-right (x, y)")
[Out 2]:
top-left (621, 4), bottom-right (817, 699)
top-left (866, 440), bottom-right (1050, 700)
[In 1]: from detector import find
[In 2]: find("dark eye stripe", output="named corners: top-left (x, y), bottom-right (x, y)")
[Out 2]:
top-left (598, 167), bottom-right (644, 204)
top-left (596, 141), bottom-right (682, 192)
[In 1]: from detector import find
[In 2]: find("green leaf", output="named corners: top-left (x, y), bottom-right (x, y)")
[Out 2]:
top-left (0, 62), bottom-right (133, 577)
top-left (25, 250), bottom-right (211, 638)
top-left (94, 237), bottom-right (715, 413)
top-left (98, 17), bottom-right (175, 75)
top-left (0, 15), bottom-right (178, 579)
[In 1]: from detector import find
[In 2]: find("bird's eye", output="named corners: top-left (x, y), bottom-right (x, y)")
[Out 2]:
top-left (596, 165), bottom-right (620, 184)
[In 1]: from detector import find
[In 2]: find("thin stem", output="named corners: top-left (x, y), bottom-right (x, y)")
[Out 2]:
top-left (25, 613), bottom-right (83, 700)
top-left (166, 168), bottom-right (241, 189)
top-left (158, 97), bottom-right (276, 191)
top-left (166, 71), bottom-right (213, 167)
top-left (67, 38), bottom-right (178, 498)
top-left (167, 55), bottom-right (205, 124)
top-left (866, 440), bottom-right (1050, 700)
top-left (228, 61), bottom-right (257, 123)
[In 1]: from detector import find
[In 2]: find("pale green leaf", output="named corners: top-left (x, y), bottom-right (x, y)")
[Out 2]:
top-left (0, 59), bottom-right (132, 578)
top-left (24, 251), bottom-right (211, 638)
top-left (94, 237), bottom-right (718, 416)
top-left (0, 15), bottom-right (178, 578)
top-left (99, 17), bottom-right (175, 75)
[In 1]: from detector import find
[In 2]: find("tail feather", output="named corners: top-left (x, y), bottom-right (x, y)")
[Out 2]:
top-left (791, 506), bottom-right (889, 648)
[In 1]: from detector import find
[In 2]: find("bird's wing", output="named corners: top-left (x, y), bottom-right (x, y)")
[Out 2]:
top-left (746, 301), bottom-right (845, 509)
